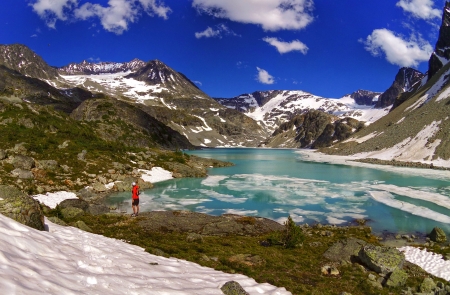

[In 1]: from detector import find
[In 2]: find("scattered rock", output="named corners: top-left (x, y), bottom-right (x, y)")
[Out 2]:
top-left (186, 233), bottom-right (203, 243)
top-left (321, 265), bottom-right (339, 276)
top-left (0, 149), bottom-right (6, 160)
top-left (92, 182), bottom-right (107, 193)
top-left (220, 281), bottom-right (250, 295)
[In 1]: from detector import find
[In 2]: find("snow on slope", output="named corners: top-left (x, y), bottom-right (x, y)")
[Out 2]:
top-left (60, 72), bottom-right (173, 105)
top-left (0, 213), bottom-right (290, 295)
top-left (245, 91), bottom-right (389, 131)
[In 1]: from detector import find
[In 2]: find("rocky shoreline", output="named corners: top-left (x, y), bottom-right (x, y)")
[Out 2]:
top-left (353, 158), bottom-right (450, 171)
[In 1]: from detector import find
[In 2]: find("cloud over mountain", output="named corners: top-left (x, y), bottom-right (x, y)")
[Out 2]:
top-left (362, 29), bottom-right (433, 67)
top-left (256, 67), bottom-right (275, 84)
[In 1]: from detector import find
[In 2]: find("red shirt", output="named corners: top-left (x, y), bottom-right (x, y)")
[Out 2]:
top-left (132, 185), bottom-right (140, 199)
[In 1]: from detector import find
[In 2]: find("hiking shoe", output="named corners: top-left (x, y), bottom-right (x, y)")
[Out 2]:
top-left (131, 213), bottom-right (135, 217)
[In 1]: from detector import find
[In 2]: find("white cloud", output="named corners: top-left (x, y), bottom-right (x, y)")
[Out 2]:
top-left (362, 28), bottom-right (433, 67)
top-left (263, 37), bottom-right (308, 54)
top-left (195, 24), bottom-right (238, 39)
top-left (396, 0), bottom-right (441, 20)
top-left (192, 0), bottom-right (314, 31)
top-left (256, 67), bottom-right (275, 84)
top-left (30, 0), bottom-right (171, 34)
top-left (30, 0), bottom-right (78, 29)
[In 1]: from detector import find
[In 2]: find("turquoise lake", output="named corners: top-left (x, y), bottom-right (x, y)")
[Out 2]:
top-left (107, 148), bottom-right (450, 235)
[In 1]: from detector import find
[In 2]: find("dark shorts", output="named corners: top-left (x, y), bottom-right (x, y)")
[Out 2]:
top-left (132, 198), bottom-right (139, 206)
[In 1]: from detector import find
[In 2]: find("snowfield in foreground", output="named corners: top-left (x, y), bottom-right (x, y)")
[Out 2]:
top-left (0, 213), bottom-right (290, 295)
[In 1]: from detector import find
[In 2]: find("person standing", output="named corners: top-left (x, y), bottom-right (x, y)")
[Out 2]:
top-left (131, 182), bottom-right (140, 217)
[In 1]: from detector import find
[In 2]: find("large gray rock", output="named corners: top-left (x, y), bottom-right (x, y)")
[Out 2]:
top-left (221, 281), bottom-right (250, 295)
top-left (88, 204), bottom-right (110, 215)
top-left (323, 238), bottom-right (368, 263)
top-left (0, 185), bottom-right (45, 230)
top-left (11, 168), bottom-right (34, 179)
top-left (92, 182), bottom-right (107, 193)
top-left (358, 245), bottom-right (405, 275)
top-left (429, 227), bottom-right (447, 243)
top-left (76, 187), bottom-right (95, 202)
top-left (12, 155), bottom-right (35, 170)
top-left (60, 207), bottom-right (84, 219)
top-left (58, 198), bottom-right (89, 211)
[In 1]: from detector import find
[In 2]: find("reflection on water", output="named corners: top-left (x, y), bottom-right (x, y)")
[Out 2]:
top-left (107, 148), bottom-right (450, 234)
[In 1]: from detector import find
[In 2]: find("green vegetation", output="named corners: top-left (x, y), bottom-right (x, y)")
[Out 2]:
top-left (42, 209), bottom-right (448, 295)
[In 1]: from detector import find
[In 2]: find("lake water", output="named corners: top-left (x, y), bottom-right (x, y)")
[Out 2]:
top-left (107, 148), bottom-right (450, 235)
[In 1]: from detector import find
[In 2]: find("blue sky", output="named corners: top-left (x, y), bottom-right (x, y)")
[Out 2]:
top-left (0, 0), bottom-right (446, 98)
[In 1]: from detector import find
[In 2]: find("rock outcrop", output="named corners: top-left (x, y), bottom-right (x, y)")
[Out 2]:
top-left (0, 185), bottom-right (45, 230)
top-left (428, 1), bottom-right (450, 80)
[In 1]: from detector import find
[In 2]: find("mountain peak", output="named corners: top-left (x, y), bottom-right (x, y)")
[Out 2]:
top-left (58, 59), bottom-right (146, 75)
top-left (428, 1), bottom-right (450, 80)
top-left (374, 67), bottom-right (424, 108)
top-left (0, 43), bottom-right (59, 80)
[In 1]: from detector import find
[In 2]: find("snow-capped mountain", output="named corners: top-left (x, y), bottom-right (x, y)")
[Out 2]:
top-left (325, 2), bottom-right (450, 168)
top-left (348, 89), bottom-right (381, 106)
top-left (58, 59), bottom-right (146, 75)
top-left (0, 44), bottom-right (267, 148)
top-left (215, 90), bottom-right (390, 133)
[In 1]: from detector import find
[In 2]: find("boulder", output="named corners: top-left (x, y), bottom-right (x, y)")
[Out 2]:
top-left (323, 238), bottom-right (368, 263)
top-left (11, 168), bottom-right (34, 179)
top-left (60, 207), bottom-right (84, 219)
top-left (88, 204), bottom-right (110, 215)
top-left (12, 155), bottom-right (35, 170)
top-left (36, 160), bottom-right (59, 171)
top-left (76, 187), bottom-right (96, 202)
top-left (358, 245), bottom-right (405, 275)
top-left (92, 182), bottom-right (107, 193)
top-left (429, 227), bottom-right (447, 243)
top-left (0, 149), bottom-right (6, 160)
top-left (0, 185), bottom-right (45, 230)
top-left (137, 178), bottom-right (153, 190)
top-left (113, 178), bottom-right (136, 192)
top-left (58, 198), bottom-right (89, 212)
top-left (385, 269), bottom-right (408, 287)
top-left (77, 150), bottom-right (87, 161)
top-left (220, 281), bottom-right (250, 295)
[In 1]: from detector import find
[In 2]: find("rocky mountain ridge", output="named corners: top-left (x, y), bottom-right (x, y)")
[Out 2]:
top-left (58, 59), bottom-right (146, 75)
top-left (321, 2), bottom-right (450, 168)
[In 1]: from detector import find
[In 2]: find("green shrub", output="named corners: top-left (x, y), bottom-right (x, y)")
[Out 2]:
top-left (269, 216), bottom-right (304, 249)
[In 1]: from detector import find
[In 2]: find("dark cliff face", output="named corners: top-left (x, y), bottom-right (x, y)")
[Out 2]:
top-left (350, 90), bottom-right (381, 106)
top-left (428, 1), bottom-right (450, 80)
top-left (375, 67), bottom-right (424, 108)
